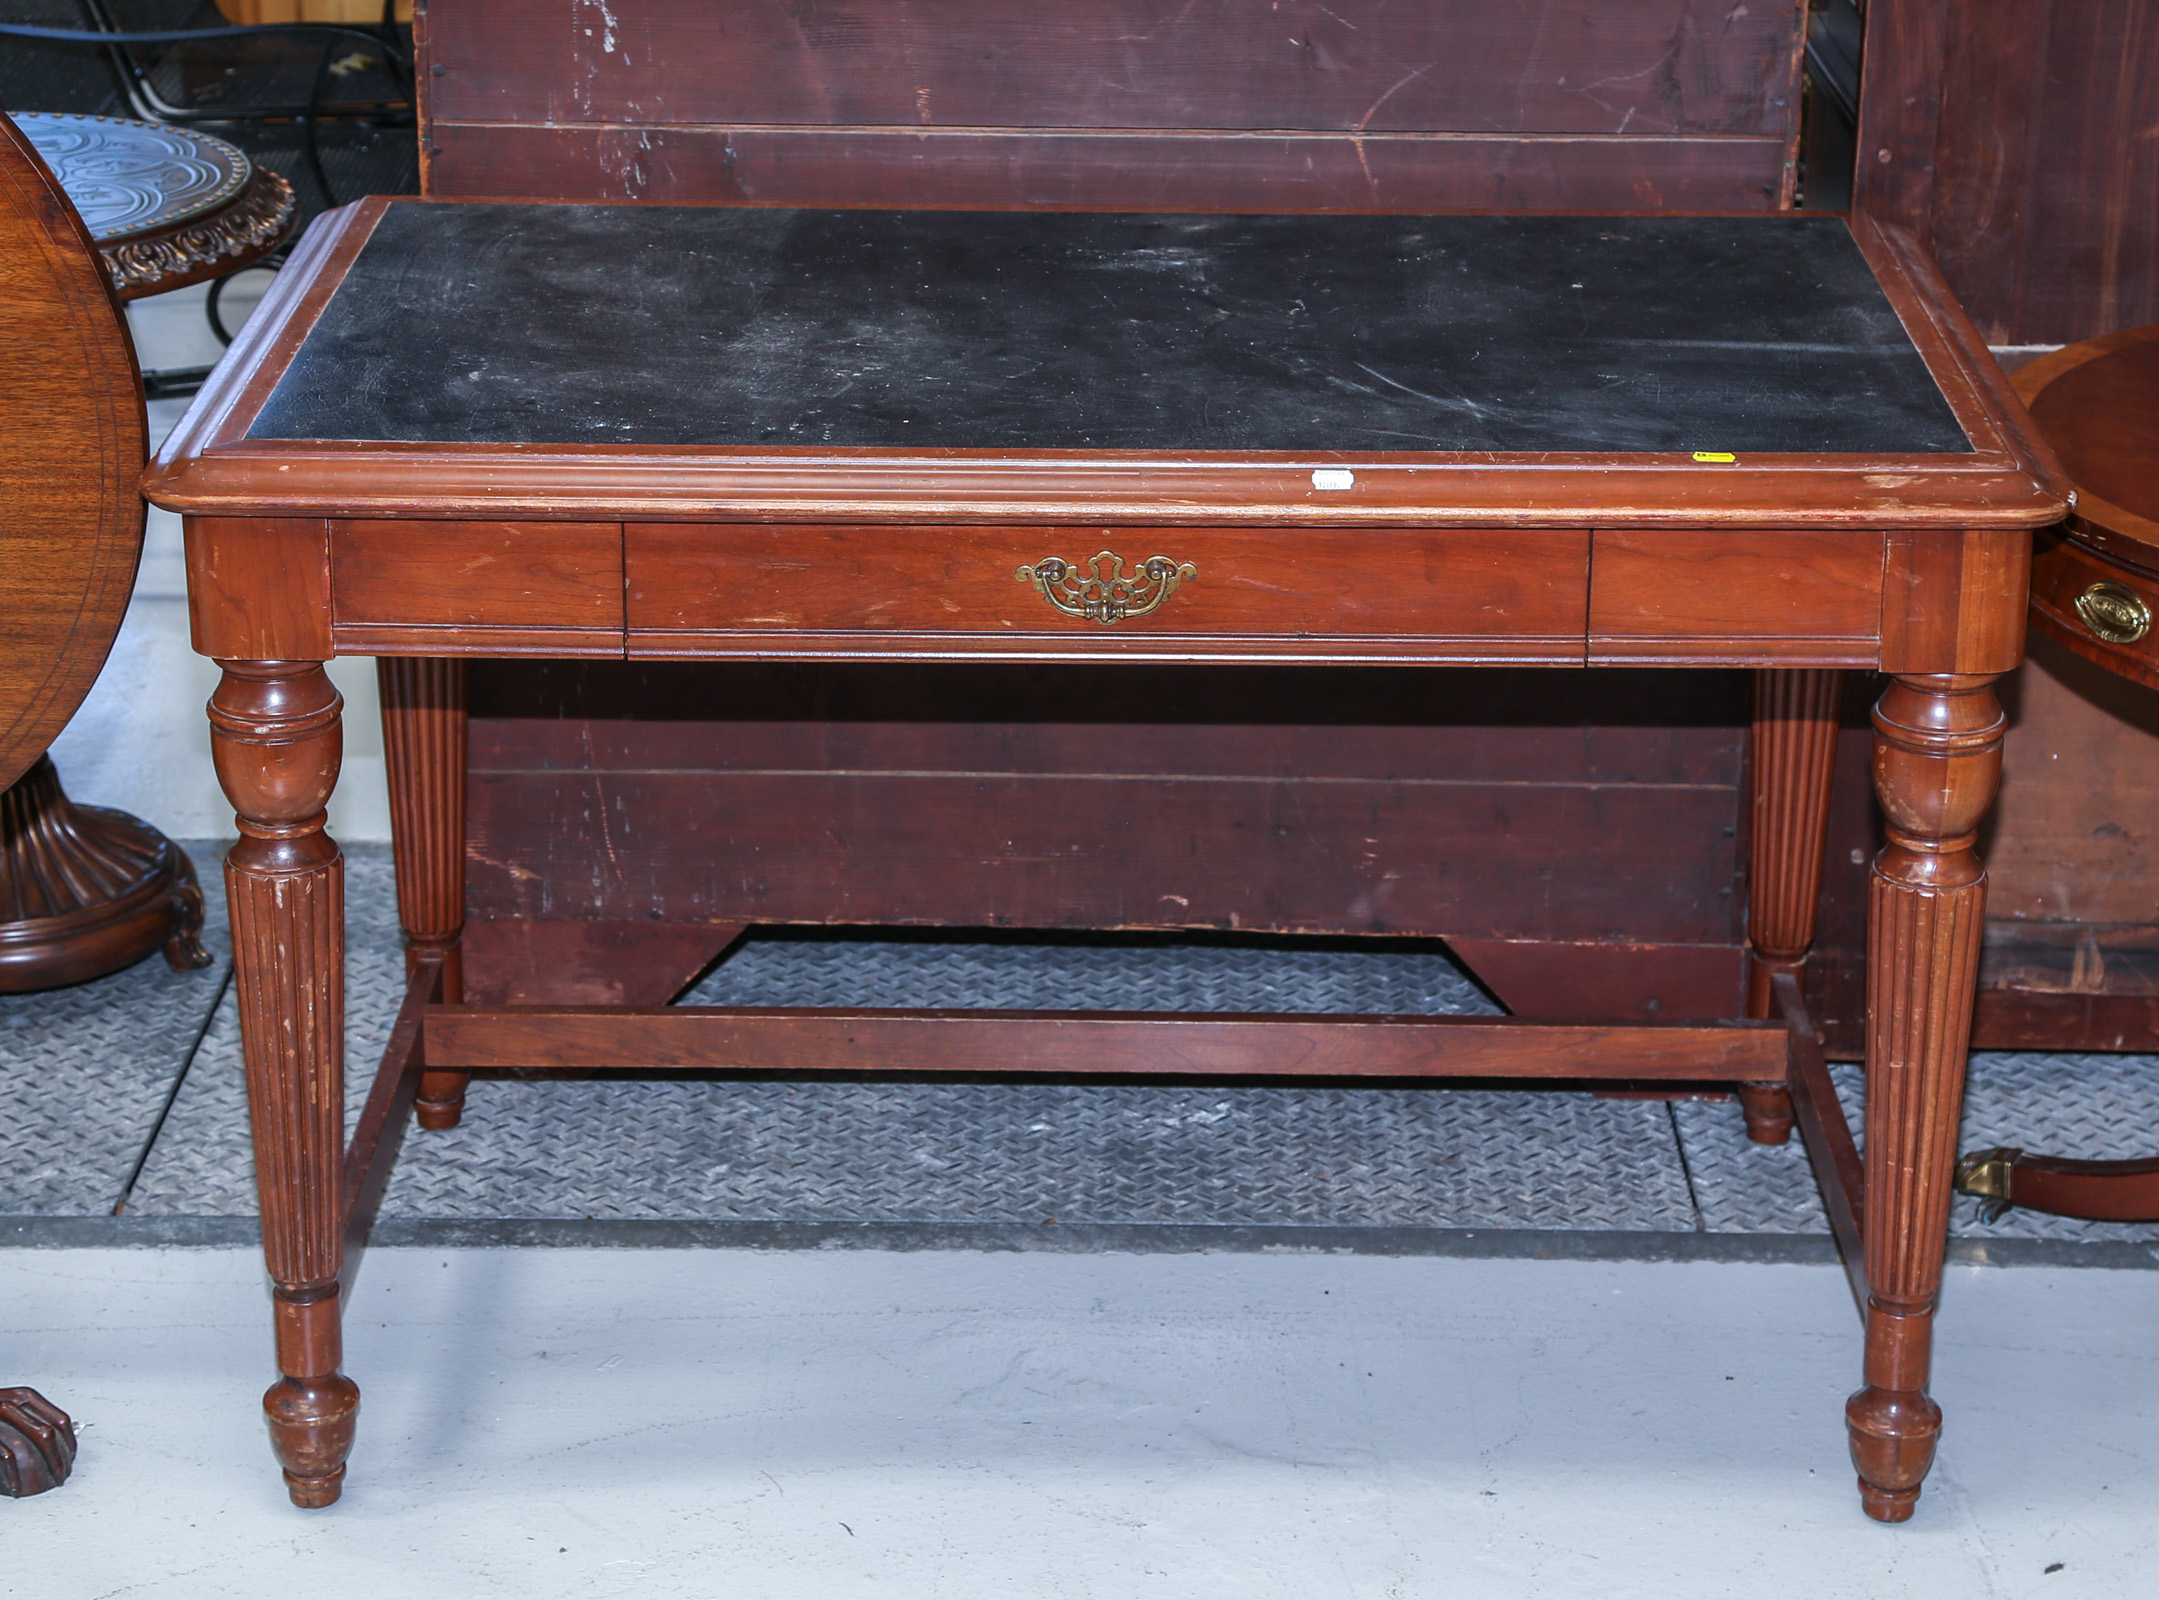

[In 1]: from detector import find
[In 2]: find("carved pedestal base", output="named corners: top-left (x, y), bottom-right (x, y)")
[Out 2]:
top-left (0, 755), bottom-right (210, 992)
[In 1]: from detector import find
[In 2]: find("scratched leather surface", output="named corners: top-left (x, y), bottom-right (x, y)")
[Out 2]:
top-left (250, 203), bottom-right (1971, 454)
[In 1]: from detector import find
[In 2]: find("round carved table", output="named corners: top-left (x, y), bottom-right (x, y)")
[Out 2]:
top-left (13, 111), bottom-right (295, 301)
top-left (0, 114), bottom-right (292, 1000)
top-left (1955, 325), bottom-right (2159, 1222)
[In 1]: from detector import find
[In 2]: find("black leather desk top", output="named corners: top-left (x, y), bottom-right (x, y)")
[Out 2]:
top-left (250, 203), bottom-right (1970, 455)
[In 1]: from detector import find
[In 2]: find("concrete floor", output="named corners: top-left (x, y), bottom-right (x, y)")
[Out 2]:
top-left (5, 1248), bottom-right (2157, 1598)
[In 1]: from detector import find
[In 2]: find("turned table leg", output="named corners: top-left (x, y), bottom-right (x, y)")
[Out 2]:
top-left (1849, 672), bottom-right (2004, 1523)
top-left (209, 661), bottom-right (358, 1508)
top-left (379, 658), bottom-right (469, 1130)
top-left (1739, 669), bottom-right (1844, 1143)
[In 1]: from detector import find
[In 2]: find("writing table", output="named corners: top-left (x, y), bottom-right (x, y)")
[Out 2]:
top-left (147, 198), bottom-right (2065, 1520)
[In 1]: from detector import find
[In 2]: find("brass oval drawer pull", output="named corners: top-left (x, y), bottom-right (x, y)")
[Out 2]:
top-left (2074, 580), bottom-right (2152, 645)
top-left (1016, 550), bottom-right (1197, 625)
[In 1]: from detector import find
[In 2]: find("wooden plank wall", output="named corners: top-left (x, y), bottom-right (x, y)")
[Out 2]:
top-left (464, 663), bottom-right (1753, 1022)
top-left (1857, 0), bottom-right (2159, 344)
top-left (415, 0), bottom-right (1806, 211)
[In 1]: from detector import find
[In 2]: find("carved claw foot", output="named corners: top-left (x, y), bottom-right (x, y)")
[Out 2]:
top-left (264, 1374), bottom-right (359, 1508)
top-left (0, 1387), bottom-right (77, 1497)
top-left (162, 858), bottom-right (213, 972)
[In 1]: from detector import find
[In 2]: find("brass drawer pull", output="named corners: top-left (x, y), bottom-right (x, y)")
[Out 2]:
top-left (2074, 580), bottom-right (2152, 645)
top-left (1016, 550), bottom-right (1197, 625)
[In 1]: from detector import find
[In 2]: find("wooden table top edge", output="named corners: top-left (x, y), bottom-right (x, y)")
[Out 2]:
top-left (143, 196), bottom-right (2070, 529)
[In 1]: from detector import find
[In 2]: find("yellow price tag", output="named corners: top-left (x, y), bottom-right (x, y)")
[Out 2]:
top-left (1691, 451), bottom-right (1737, 463)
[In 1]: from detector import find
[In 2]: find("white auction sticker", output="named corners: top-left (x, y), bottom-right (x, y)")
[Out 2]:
top-left (1310, 468), bottom-right (1356, 491)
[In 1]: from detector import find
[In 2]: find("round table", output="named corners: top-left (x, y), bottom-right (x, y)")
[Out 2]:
top-left (1955, 326), bottom-right (2159, 1222)
top-left (13, 111), bottom-right (294, 300)
top-left (0, 113), bottom-right (293, 999)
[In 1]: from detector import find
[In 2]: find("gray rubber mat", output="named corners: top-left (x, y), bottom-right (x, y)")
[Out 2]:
top-left (128, 847), bottom-right (405, 1219)
top-left (0, 848), bottom-right (228, 1215)
top-left (129, 849), bottom-right (1705, 1231)
top-left (1675, 1056), bottom-right (2159, 1244)
top-left (36, 840), bottom-right (2159, 1247)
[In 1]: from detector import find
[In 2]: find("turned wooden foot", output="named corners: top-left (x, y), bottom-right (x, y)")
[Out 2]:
top-left (1743, 669), bottom-right (1842, 1145)
top-left (381, 659), bottom-right (469, 1131)
top-left (212, 661), bottom-right (358, 1506)
top-left (0, 1386), bottom-right (76, 1497)
top-left (1847, 1306), bottom-right (1943, 1522)
top-left (0, 754), bottom-right (212, 992)
top-left (1849, 673), bottom-right (2003, 1522)
top-left (1736, 1081), bottom-right (1797, 1144)
top-left (264, 1353), bottom-right (359, 1506)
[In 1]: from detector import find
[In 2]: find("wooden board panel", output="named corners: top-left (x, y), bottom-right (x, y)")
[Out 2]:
top-left (1987, 632), bottom-right (2159, 929)
top-left (184, 517), bottom-right (333, 661)
top-left (461, 918), bottom-right (741, 1007)
top-left (625, 523), bottom-right (1589, 660)
top-left (470, 714), bottom-right (1739, 788)
top-left (1877, 525), bottom-right (2030, 677)
top-left (332, 520), bottom-right (624, 655)
top-left (423, 0), bottom-right (1804, 137)
top-left (1858, 0), bottom-right (2159, 345)
top-left (460, 663), bottom-right (1749, 1016)
top-left (1444, 938), bottom-right (1746, 1022)
top-left (427, 1006), bottom-right (1790, 1082)
top-left (466, 767), bottom-right (1742, 944)
top-left (422, 124), bottom-right (1797, 213)
top-left (1588, 528), bottom-right (1884, 664)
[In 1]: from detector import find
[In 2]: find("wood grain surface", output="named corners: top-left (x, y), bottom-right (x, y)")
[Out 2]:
top-left (1588, 530), bottom-right (1885, 665)
top-left (335, 521), bottom-right (624, 655)
top-left (418, 0), bottom-right (1805, 212)
top-left (425, 1005), bottom-right (1791, 1082)
top-left (626, 522), bottom-right (1589, 661)
top-left (462, 663), bottom-right (1749, 948)
top-left (0, 111), bottom-right (146, 791)
top-left (1857, 0), bottom-right (2159, 345)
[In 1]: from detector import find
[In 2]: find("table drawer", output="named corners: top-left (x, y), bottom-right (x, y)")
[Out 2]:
top-left (332, 520), bottom-right (624, 654)
top-left (1589, 528), bottom-right (1886, 665)
top-left (2031, 530), bottom-right (2159, 691)
top-left (625, 524), bottom-right (1589, 661)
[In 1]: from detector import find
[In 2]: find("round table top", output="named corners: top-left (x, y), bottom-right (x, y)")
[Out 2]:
top-left (2016, 324), bottom-right (2159, 557)
top-left (13, 112), bottom-right (252, 242)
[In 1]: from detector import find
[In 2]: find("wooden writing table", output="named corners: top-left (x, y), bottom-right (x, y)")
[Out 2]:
top-left (147, 198), bottom-right (2065, 1520)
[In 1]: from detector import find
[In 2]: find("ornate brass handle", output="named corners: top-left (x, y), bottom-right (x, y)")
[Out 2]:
top-left (1016, 550), bottom-right (1198, 625)
top-left (2074, 580), bottom-right (2152, 645)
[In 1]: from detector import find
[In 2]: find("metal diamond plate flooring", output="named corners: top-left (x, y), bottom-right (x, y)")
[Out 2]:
top-left (0, 846), bottom-right (228, 1215)
top-left (14, 842), bottom-right (2159, 1246)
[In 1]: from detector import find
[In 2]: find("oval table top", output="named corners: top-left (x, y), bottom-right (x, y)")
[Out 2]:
top-left (2016, 324), bottom-right (2159, 557)
top-left (2017, 324), bottom-right (2159, 688)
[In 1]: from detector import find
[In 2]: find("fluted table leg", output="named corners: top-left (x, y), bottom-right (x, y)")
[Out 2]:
top-left (209, 661), bottom-right (357, 1508)
top-left (379, 658), bottom-right (469, 1130)
top-left (1740, 669), bottom-right (1844, 1143)
top-left (1849, 672), bottom-right (2004, 1522)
